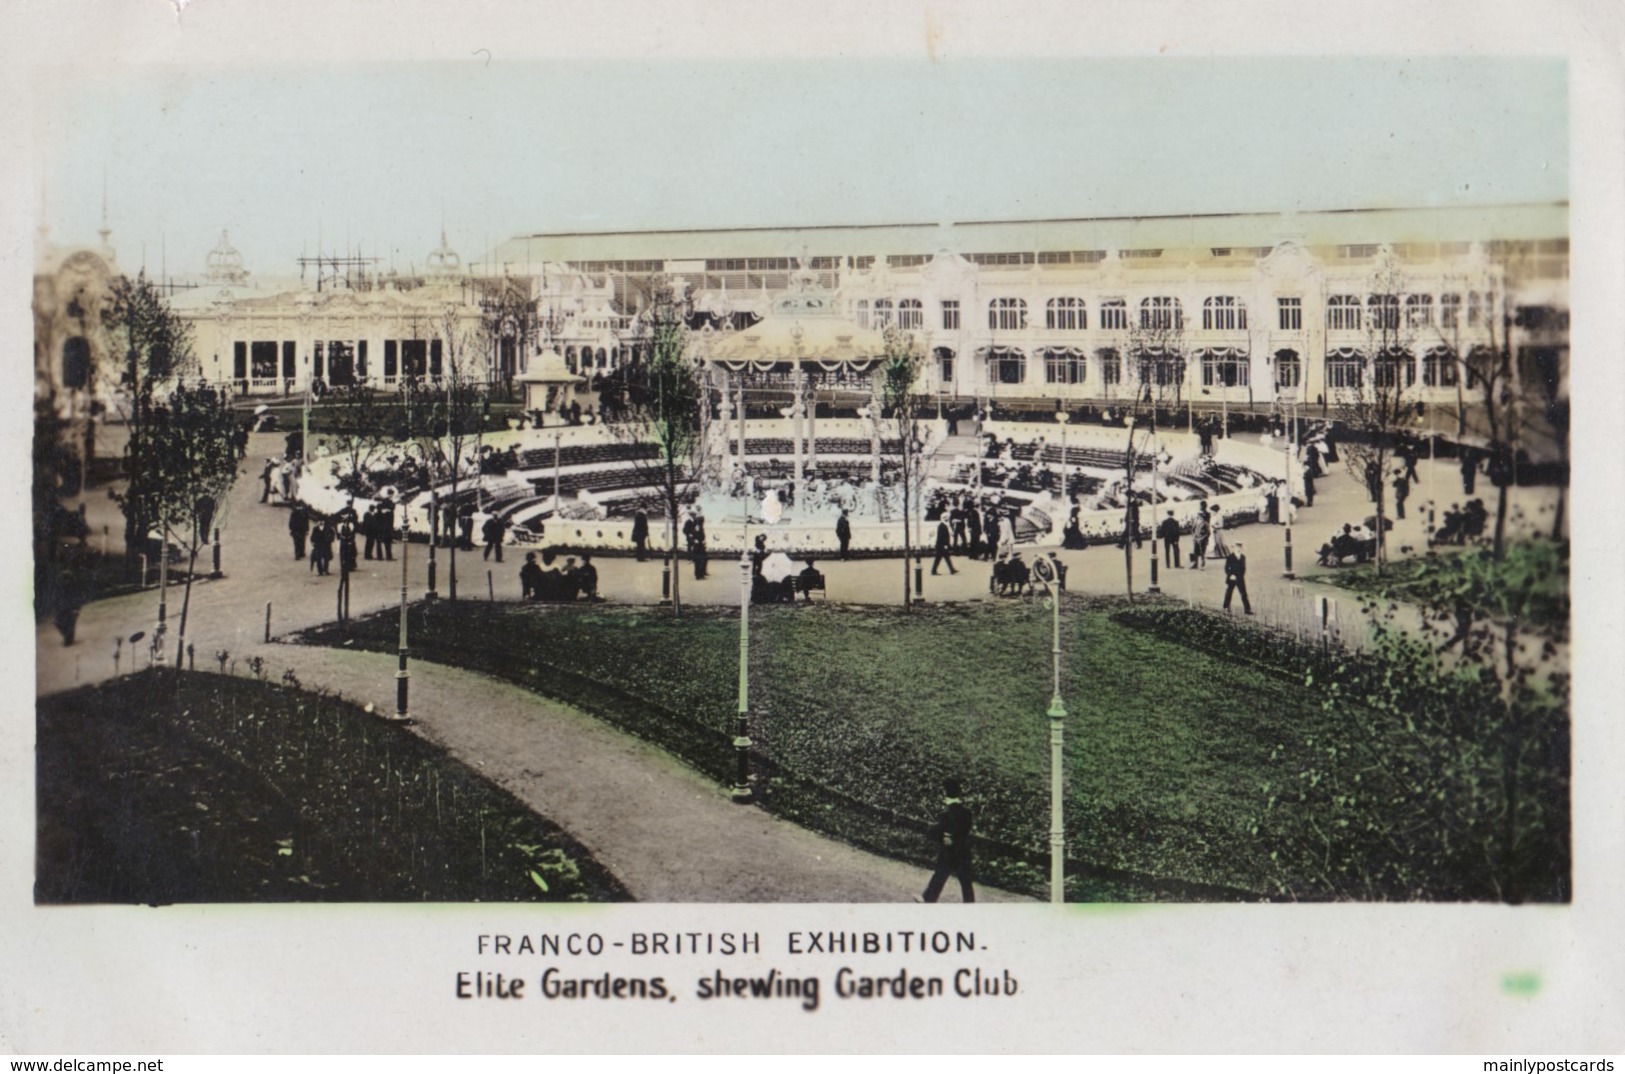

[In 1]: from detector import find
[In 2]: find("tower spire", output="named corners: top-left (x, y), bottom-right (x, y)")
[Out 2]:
top-left (98, 170), bottom-right (112, 249)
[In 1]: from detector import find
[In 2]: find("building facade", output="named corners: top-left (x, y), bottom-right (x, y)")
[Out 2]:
top-left (487, 202), bottom-right (1569, 424)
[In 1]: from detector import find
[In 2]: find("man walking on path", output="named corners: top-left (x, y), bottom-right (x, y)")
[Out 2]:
top-left (1190, 505), bottom-right (1209, 570)
top-left (835, 509), bottom-right (852, 560)
top-left (482, 512), bottom-right (507, 562)
top-left (919, 778), bottom-right (976, 903)
top-left (1223, 541), bottom-right (1253, 615)
top-left (288, 503), bottom-right (310, 561)
top-left (1158, 510), bottom-right (1182, 569)
top-left (1392, 469), bottom-right (1410, 520)
top-left (931, 517), bottom-right (958, 575)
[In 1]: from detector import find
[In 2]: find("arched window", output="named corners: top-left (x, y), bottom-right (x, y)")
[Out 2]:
top-left (596, 347), bottom-right (608, 369)
top-left (1373, 348), bottom-right (1415, 388)
top-left (1045, 297), bottom-right (1086, 331)
top-left (935, 346), bottom-right (955, 384)
top-left (1405, 294), bottom-right (1434, 328)
top-left (1140, 296), bottom-right (1182, 330)
top-left (987, 298), bottom-right (1028, 331)
top-left (1201, 296), bottom-right (1247, 331)
top-left (981, 346), bottom-right (1027, 384)
top-left (1041, 347), bottom-right (1086, 384)
top-left (1134, 347), bottom-right (1185, 387)
top-left (854, 300), bottom-right (870, 330)
top-left (1099, 299), bottom-right (1128, 331)
top-left (1096, 348), bottom-right (1122, 386)
top-left (62, 336), bottom-right (91, 390)
top-left (897, 298), bottom-right (923, 330)
top-left (1467, 291), bottom-right (1486, 327)
top-left (1198, 348), bottom-right (1249, 388)
top-left (1326, 347), bottom-right (1363, 389)
top-left (1440, 293), bottom-right (1461, 329)
top-left (1273, 349), bottom-right (1302, 390)
top-left (565, 345), bottom-right (578, 372)
top-left (1367, 294), bottom-right (1400, 331)
top-left (872, 298), bottom-right (894, 329)
top-left (1326, 295), bottom-right (1362, 331)
top-left (1423, 346), bottom-right (1459, 387)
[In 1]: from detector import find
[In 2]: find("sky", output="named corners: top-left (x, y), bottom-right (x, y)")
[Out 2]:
top-left (34, 53), bottom-right (1567, 279)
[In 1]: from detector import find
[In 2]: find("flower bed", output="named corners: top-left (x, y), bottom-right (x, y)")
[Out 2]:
top-left (36, 670), bottom-right (629, 903)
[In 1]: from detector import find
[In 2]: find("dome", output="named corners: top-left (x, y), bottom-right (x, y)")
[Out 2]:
top-left (205, 230), bottom-right (248, 284)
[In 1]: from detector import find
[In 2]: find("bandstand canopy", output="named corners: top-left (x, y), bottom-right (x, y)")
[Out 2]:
top-left (704, 262), bottom-right (888, 371)
top-left (518, 348), bottom-right (585, 384)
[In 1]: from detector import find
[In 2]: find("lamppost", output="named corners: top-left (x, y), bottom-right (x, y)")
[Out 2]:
top-left (1032, 553), bottom-right (1068, 904)
top-left (1278, 390), bottom-right (1299, 579)
top-left (393, 503), bottom-right (411, 721)
top-left (552, 429), bottom-right (563, 514)
top-left (732, 542), bottom-right (753, 802)
top-left (1054, 407), bottom-right (1070, 499)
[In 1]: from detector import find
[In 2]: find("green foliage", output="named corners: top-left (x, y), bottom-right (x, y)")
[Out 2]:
top-left (35, 671), bottom-right (628, 903)
top-left (99, 275), bottom-right (237, 556)
top-left (114, 383), bottom-right (241, 547)
top-left (1116, 601), bottom-right (1569, 901)
top-left (308, 598), bottom-right (1504, 901)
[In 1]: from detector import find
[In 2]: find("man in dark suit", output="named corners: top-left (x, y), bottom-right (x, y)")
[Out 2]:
top-left (835, 510), bottom-right (852, 560)
top-left (1223, 542), bottom-right (1253, 614)
top-left (919, 778), bottom-right (975, 903)
top-left (632, 510), bottom-right (650, 562)
top-left (1157, 510), bottom-right (1182, 569)
top-left (930, 517), bottom-right (957, 575)
top-left (288, 503), bottom-right (310, 560)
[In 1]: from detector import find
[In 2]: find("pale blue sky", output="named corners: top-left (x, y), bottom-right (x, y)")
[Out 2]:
top-left (40, 56), bottom-right (1566, 276)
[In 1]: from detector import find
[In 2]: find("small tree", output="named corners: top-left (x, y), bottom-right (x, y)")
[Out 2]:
top-left (404, 306), bottom-right (492, 602)
top-left (101, 272), bottom-right (193, 565)
top-left (880, 326), bottom-right (927, 610)
top-left (476, 275), bottom-right (537, 401)
top-left (1429, 264), bottom-right (1522, 558)
top-left (599, 279), bottom-right (706, 615)
top-left (1332, 256), bottom-right (1418, 573)
top-left (322, 381), bottom-right (409, 495)
top-left (1120, 318), bottom-right (1188, 599)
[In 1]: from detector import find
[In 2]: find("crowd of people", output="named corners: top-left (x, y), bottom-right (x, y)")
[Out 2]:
top-left (518, 551), bottom-right (599, 602)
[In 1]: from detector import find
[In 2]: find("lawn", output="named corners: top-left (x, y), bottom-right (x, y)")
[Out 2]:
top-left (36, 670), bottom-right (630, 903)
top-left (302, 596), bottom-right (1378, 900)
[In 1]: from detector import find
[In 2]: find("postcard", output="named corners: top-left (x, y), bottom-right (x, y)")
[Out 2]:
top-left (5, 0), bottom-right (1624, 1056)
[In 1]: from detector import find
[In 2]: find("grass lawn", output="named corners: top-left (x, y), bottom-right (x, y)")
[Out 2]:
top-left (36, 670), bottom-right (630, 903)
top-left (303, 596), bottom-right (1374, 900)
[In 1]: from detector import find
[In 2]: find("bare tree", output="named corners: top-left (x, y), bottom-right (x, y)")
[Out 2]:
top-left (880, 325), bottom-right (927, 610)
top-left (1119, 317), bottom-right (1187, 599)
top-left (476, 274), bottom-right (537, 401)
top-left (598, 278), bottom-right (707, 615)
top-left (1331, 257), bottom-right (1419, 573)
top-left (404, 306), bottom-right (491, 601)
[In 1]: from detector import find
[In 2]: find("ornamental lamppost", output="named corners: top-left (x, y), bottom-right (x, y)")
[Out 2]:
top-left (1032, 553), bottom-right (1068, 904)
top-left (1054, 407), bottom-right (1070, 498)
top-left (393, 501), bottom-right (411, 722)
top-left (732, 538), bottom-right (754, 802)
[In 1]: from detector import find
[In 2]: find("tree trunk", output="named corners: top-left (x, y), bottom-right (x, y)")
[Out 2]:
top-left (901, 462), bottom-right (912, 611)
top-left (176, 543), bottom-right (201, 666)
top-left (1494, 481), bottom-right (1510, 559)
top-left (1499, 619), bottom-right (1523, 903)
top-left (1123, 424), bottom-right (1136, 601)
top-left (667, 472), bottom-right (682, 617)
